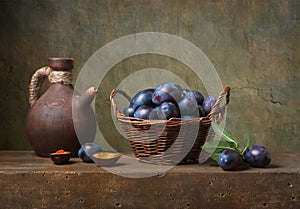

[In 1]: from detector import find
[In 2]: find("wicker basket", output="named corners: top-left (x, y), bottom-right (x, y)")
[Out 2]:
top-left (110, 86), bottom-right (230, 165)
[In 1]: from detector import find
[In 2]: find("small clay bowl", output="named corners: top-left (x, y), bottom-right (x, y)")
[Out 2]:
top-left (50, 151), bottom-right (71, 165)
top-left (92, 152), bottom-right (121, 167)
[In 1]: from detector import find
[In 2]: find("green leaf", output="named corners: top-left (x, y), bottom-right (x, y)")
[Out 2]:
top-left (227, 131), bottom-right (240, 149)
top-left (220, 140), bottom-right (237, 149)
top-left (209, 161), bottom-right (219, 166)
top-left (202, 139), bottom-right (235, 155)
top-left (203, 122), bottom-right (253, 166)
top-left (203, 144), bottom-right (236, 151)
top-left (244, 133), bottom-right (250, 148)
top-left (202, 140), bottom-right (222, 162)
top-left (202, 139), bottom-right (221, 150)
top-left (241, 133), bottom-right (250, 155)
top-left (202, 133), bottom-right (240, 163)
top-left (227, 131), bottom-right (238, 141)
top-left (210, 149), bottom-right (223, 162)
top-left (211, 122), bottom-right (238, 147)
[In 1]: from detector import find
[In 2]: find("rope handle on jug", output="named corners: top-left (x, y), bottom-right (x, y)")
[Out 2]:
top-left (28, 66), bottom-right (73, 106)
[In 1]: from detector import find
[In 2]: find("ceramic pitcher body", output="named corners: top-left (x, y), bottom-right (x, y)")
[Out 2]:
top-left (26, 58), bottom-right (97, 157)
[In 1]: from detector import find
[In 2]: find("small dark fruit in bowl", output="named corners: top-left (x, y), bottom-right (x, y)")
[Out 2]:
top-left (203, 96), bottom-right (217, 115)
top-left (152, 82), bottom-right (182, 105)
top-left (123, 106), bottom-right (135, 117)
top-left (133, 105), bottom-right (153, 119)
top-left (218, 149), bottom-right (240, 171)
top-left (244, 145), bottom-right (271, 168)
top-left (78, 143), bottom-right (102, 163)
top-left (129, 88), bottom-right (155, 110)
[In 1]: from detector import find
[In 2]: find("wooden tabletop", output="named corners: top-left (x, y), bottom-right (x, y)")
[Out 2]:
top-left (0, 151), bottom-right (299, 209)
top-left (0, 151), bottom-right (299, 174)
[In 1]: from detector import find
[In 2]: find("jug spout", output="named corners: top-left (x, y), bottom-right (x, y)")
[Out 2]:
top-left (78, 87), bottom-right (97, 107)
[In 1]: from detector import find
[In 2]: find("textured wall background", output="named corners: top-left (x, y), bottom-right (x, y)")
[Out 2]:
top-left (0, 0), bottom-right (299, 152)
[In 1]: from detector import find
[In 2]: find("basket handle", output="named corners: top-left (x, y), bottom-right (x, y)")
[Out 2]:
top-left (208, 86), bottom-right (231, 121)
top-left (110, 89), bottom-right (132, 117)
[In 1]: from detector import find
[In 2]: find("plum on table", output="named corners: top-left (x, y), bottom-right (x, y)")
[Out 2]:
top-left (244, 145), bottom-right (271, 167)
top-left (218, 149), bottom-right (240, 171)
top-left (78, 143), bottom-right (102, 163)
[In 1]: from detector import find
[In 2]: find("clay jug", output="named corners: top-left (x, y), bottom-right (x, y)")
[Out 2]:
top-left (26, 58), bottom-right (97, 157)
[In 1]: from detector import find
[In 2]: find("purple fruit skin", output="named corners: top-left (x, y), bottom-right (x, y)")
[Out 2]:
top-left (149, 107), bottom-right (166, 120)
top-left (178, 93), bottom-right (198, 116)
top-left (123, 106), bottom-right (135, 117)
top-left (160, 82), bottom-right (182, 89)
top-left (196, 105), bottom-right (206, 117)
top-left (181, 89), bottom-right (190, 98)
top-left (244, 145), bottom-right (271, 167)
top-left (78, 143), bottom-right (101, 163)
top-left (218, 149), bottom-right (240, 171)
top-left (189, 91), bottom-right (204, 105)
top-left (133, 105), bottom-right (153, 119)
top-left (152, 82), bottom-right (182, 105)
top-left (203, 96), bottom-right (217, 115)
top-left (129, 89), bottom-right (155, 110)
top-left (78, 147), bottom-right (93, 162)
top-left (159, 102), bottom-right (180, 119)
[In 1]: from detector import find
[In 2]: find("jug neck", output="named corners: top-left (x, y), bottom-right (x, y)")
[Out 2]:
top-left (48, 58), bottom-right (74, 71)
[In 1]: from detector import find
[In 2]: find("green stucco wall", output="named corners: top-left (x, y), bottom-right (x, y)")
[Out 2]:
top-left (0, 0), bottom-right (299, 152)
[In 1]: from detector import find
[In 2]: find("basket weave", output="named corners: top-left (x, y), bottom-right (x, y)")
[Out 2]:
top-left (110, 86), bottom-right (230, 165)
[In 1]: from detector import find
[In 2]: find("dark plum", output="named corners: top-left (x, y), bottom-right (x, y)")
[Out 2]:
top-left (78, 143), bottom-right (101, 163)
top-left (203, 96), bottom-right (217, 115)
top-left (181, 89), bottom-right (190, 98)
top-left (159, 102), bottom-right (180, 119)
top-left (149, 107), bottom-right (166, 120)
top-left (185, 104), bottom-right (206, 118)
top-left (178, 93), bottom-right (198, 117)
top-left (218, 149), bottom-right (240, 171)
top-left (129, 88), bottom-right (155, 111)
top-left (152, 82), bottom-right (182, 105)
top-left (123, 106), bottom-right (135, 117)
top-left (189, 90), bottom-right (204, 105)
top-left (133, 105), bottom-right (153, 119)
top-left (244, 145), bottom-right (271, 167)
top-left (196, 105), bottom-right (206, 117)
top-left (78, 147), bottom-right (93, 163)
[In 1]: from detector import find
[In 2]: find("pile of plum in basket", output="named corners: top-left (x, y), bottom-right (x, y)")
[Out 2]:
top-left (110, 82), bottom-right (230, 165)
